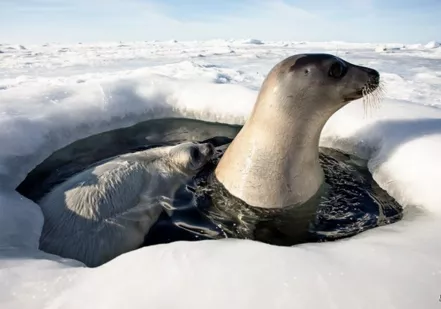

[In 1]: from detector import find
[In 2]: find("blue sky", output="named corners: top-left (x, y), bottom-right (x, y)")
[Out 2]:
top-left (0, 0), bottom-right (439, 44)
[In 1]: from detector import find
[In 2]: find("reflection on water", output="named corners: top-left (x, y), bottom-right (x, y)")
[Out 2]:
top-left (17, 117), bottom-right (403, 247)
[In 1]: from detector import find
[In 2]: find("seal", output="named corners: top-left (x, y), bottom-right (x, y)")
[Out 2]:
top-left (215, 53), bottom-right (380, 209)
top-left (38, 141), bottom-right (214, 267)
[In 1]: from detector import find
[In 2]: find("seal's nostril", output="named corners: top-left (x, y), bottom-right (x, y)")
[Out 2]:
top-left (369, 70), bottom-right (380, 86)
top-left (360, 66), bottom-right (380, 83)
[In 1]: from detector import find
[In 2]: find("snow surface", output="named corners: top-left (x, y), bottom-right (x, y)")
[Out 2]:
top-left (1, 40), bottom-right (441, 309)
top-left (425, 41), bottom-right (441, 49)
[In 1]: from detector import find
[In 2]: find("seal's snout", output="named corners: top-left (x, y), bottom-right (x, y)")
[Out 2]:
top-left (363, 67), bottom-right (380, 87)
top-left (359, 66), bottom-right (380, 87)
top-left (369, 70), bottom-right (380, 87)
top-left (343, 65), bottom-right (380, 102)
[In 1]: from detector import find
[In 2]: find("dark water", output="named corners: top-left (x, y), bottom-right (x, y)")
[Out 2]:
top-left (17, 117), bottom-right (403, 247)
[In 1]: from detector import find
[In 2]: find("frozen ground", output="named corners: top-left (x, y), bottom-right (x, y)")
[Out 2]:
top-left (1, 40), bottom-right (441, 309)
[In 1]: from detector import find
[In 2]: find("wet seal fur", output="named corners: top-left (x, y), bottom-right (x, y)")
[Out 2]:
top-left (215, 53), bottom-right (381, 209)
top-left (38, 142), bottom-right (214, 267)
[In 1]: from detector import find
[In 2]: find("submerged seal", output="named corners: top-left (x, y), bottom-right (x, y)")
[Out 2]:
top-left (38, 142), bottom-right (214, 267)
top-left (215, 53), bottom-right (380, 209)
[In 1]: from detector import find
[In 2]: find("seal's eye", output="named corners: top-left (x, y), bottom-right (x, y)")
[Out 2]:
top-left (329, 61), bottom-right (346, 79)
top-left (190, 147), bottom-right (201, 161)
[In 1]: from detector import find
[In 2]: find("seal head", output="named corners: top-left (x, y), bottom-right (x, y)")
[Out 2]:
top-left (215, 53), bottom-right (380, 209)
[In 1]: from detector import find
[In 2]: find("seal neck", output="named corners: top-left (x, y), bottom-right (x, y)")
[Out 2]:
top-left (214, 99), bottom-right (332, 209)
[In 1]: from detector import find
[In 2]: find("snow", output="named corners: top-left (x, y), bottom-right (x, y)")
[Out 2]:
top-left (1, 40), bottom-right (441, 309)
top-left (374, 45), bottom-right (403, 52)
top-left (425, 41), bottom-right (440, 49)
top-left (243, 38), bottom-right (265, 45)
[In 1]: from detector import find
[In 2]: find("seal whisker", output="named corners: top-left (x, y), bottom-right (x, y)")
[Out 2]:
top-left (362, 81), bottom-right (385, 118)
top-left (362, 86), bottom-right (371, 118)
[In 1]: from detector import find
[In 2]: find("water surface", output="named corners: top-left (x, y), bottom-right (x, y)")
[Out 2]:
top-left (17, 117), bottom-right (403, 246)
